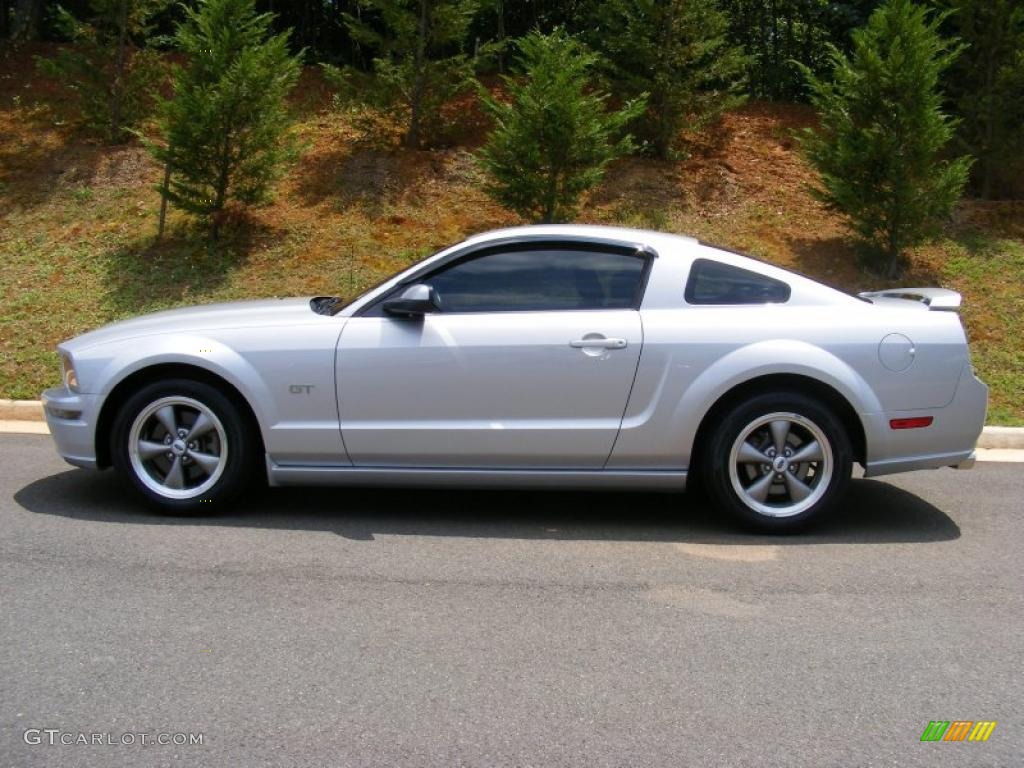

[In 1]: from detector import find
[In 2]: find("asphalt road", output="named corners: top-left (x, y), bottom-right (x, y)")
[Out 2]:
top-left (1, 433), bottom-right (1021, 767)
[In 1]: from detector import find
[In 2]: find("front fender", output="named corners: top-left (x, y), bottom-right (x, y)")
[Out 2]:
top-left (90, 333), bottom-right (278, 442)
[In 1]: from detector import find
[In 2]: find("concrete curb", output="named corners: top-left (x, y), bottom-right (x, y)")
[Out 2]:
top-left (2, 398), bottom-right (1023, 447)
top-left (0, 399), bottom-right (44, 422)
top-left (977, 426), bottom-right (1024, 449)
top-left (0, 420), bottom-right (49, 434)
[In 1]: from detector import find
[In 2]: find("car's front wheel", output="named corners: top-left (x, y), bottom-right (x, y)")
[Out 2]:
top-left (111, 379), bottom-right (256, 513)
top-left (703, 392), bottom-right (852, 532)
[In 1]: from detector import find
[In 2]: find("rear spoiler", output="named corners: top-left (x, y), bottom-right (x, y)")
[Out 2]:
top-left (857, 287), bottom-right (962, 311)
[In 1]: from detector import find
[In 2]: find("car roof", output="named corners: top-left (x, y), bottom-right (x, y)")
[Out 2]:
top-left (460, 225), bottom-right (863, 307)
top-left (462, 224), bottom-right (696, 253)
top-left (339, 224), bottom-right (861, 315)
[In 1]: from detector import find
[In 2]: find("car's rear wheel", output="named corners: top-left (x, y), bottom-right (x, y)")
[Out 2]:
top-left (111, 379), bottom-right (255, 513)
top-left (703, 392), bottom-right (852, 532)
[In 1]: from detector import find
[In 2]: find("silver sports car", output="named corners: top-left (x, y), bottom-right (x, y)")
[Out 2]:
top-left (42, 225), bottom-right (987, 530)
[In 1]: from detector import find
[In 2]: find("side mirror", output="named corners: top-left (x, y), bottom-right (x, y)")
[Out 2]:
top-left (383, 283), bottom-right (439, 318)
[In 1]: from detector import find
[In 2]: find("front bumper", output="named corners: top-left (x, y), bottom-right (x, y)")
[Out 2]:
top-left (40, 387), bottom-right (101, 469)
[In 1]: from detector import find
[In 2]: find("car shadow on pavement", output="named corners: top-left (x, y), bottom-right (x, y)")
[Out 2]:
top-left (14, 468), bottom-right (961, 545)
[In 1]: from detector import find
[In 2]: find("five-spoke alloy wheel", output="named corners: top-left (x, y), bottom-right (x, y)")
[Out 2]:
top-left (128, 396), bottom-right (228, 499)
top-left (703, 392), bottom-right (852, 531)
top-left (112, 379), bottom-right (256, 512)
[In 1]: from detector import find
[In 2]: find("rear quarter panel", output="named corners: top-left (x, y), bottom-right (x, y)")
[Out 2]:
top-left (610, 249), bottom-right (971, 470)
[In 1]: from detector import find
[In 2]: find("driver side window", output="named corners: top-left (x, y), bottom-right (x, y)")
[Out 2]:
top-left (426, 246), bottom-right (647, 313)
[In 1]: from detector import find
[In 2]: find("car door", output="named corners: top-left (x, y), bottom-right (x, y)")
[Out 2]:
top-left (335, 242), bottom-right (650, 469)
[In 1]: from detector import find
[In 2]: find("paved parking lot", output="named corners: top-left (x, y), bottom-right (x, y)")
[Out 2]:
top-left (1, 433), bottom-right (1021, 766)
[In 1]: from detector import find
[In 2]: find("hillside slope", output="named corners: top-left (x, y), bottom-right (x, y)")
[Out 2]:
top-left (1, 44), bottom-right (1021, 422)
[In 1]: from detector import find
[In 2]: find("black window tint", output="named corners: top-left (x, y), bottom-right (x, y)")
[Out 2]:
top-left (685, 258), bottom-right (790, 305)
top-left (427, 248), bottom-right (646, 313)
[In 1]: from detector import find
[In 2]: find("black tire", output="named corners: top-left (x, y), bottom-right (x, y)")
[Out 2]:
top-left (702, 392), bottom-right (852, 532)
top-left (110, 378), bottom-right (257, 514)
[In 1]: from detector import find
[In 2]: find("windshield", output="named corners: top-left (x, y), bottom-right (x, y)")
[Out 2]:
top-left (338, 264), bottom-right (415, 311)
top-left (332, 241), bottom-right (468, 314)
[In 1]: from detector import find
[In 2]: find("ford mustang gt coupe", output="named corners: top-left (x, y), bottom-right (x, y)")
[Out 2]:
top-left (42, 225), bottom-right (987, 530)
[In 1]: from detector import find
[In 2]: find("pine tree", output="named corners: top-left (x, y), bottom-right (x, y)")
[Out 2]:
top-left (718, 1), bottom-right (880, 101)
top-left (36, 0), bottom-right (169, 142)
top-left (593, 0), bottom-right (747, 159)
top-left (326, 0), bottom-right (479, 148)
top-left (476, 30), bottom-right (645, 223)
top-left (149, 0), bottom-right (301, 237)
top-left (799, 0), bottom-right (970, 277)
top-left (942, 0), bottom-right (1024, 199)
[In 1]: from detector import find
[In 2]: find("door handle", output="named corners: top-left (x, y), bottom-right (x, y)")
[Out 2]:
top-left (570, 337), bottom-right (628, 350)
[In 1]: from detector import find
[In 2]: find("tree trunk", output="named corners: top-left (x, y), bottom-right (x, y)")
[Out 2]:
top-left (979, 10), bottom-right (999, 200)
top-left (11, 0), bottom-right (42, 40)
top-left (405, 0), bottom-right (429, 149)
top-left (110, 0), bottom-right (130, 142)
top-left (298, 0), bottom-right (311, 52)
top-left (542, 170), bottom-right (558, 223)
top-left (755, 0), bottom-right (767, 97)
top-left (885, 251), bottom-right (900, 279)
top-left (885, 221), bottom-right (902, 279)
top-left (769, 0), bottom-right (778, 97)
top-left (653, 1), bottom-right (676, 161)
top-left (1, 0), bottom-right (11, 39)
top-left (157, 160), bottom-right (171, 241)
top-left (800, 0), bottom-right (814, 84)
top-left (495, 0), bottom-right (504, 73)
top-left (211, 137), bottom-right (232, 241)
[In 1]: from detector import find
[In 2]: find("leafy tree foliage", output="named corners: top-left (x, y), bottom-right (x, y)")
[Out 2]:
top-left (477, 30), bottom-right (645, 223)
top-left (325, 0), bottom-right (479, 148)
top-left (37, 0), bottom-right (168, 142)
top-left (7, 0), bottom-right (45, 39)
top-left (941, 0), bottom-right (1024, 199)
top-left (591, 0), bottom-right (746, 159)
top-left (148, 0), bottom-right (301, 236)
top-left (720, 0), bottom-right (883, 100)
top-left (800, 0), bottom-right (970, 276)
top-left (258, 0), bottom-right (351, 60)
top-left (13, 0), bottom-right (1019, 220)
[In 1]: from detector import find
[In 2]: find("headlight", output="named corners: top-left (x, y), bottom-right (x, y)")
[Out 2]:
top-left (60, 353), bottom-right (79, 392)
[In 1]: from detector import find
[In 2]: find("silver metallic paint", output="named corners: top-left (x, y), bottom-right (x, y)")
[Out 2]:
top-left (335, 310), bottom-right (643, 468)
top-left (42, 225), bottom-right (987, 491)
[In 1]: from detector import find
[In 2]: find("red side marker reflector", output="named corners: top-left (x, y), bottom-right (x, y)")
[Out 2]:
top-left (890, 417), bottom-right (934, 430)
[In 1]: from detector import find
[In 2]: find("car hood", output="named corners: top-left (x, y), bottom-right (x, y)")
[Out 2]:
top-left (63, 297), bottom-right (320, 352)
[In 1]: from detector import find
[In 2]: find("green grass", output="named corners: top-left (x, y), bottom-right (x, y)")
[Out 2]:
top-left (940, 233), bottom-right (1024, 425)
top-left (3, 180), bottom-right (1020, 425)
top-left (1, 81), bottom-right (1021, 423)
top-left (0, 171), bottom-right (487, 399)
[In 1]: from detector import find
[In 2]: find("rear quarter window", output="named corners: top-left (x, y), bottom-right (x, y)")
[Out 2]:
top-left (684, 258), bottom-right (791, 305)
